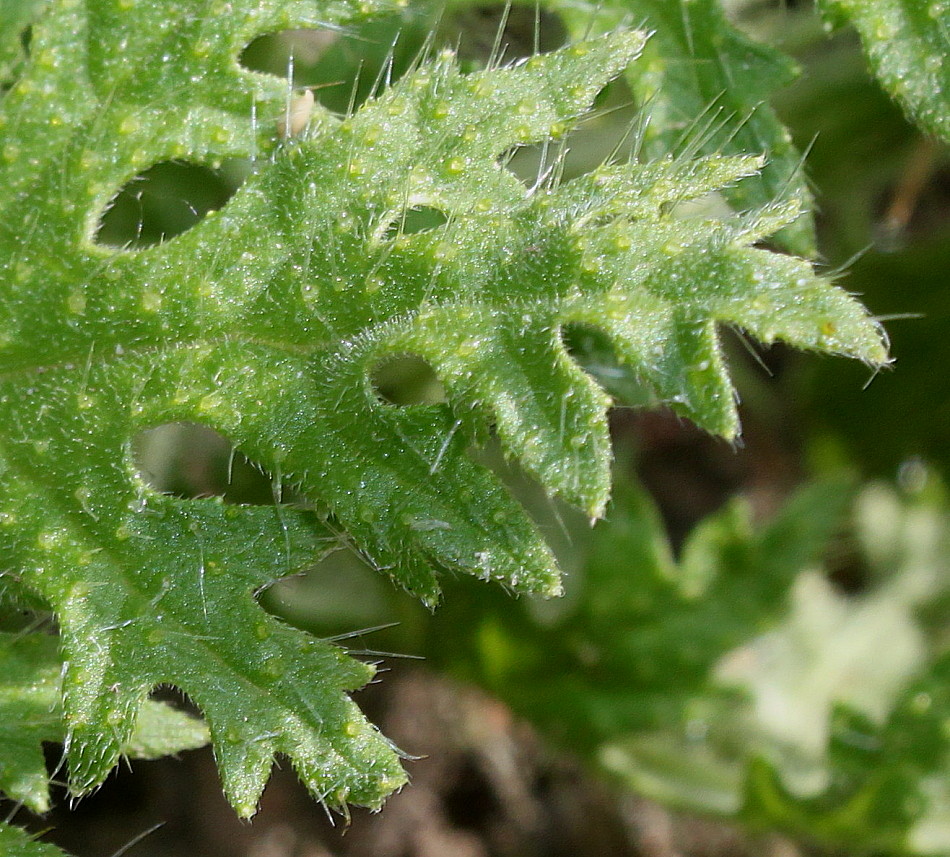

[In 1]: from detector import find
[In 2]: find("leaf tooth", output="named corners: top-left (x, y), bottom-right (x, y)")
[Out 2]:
top-left (481, 332), bottom-right (613, 518)
top-left (707, 247), bottom-right (890, 367)
top-left (213, 726), bottom-right (274, 820)
top-left (62, 665), bottom-right (149, 797)
top-left (554, 154), bottom-right (766, 226)
top-left (732, 198), bottom-right (806, 245)
top-left (395, 310), bottom-right (612, 517)
top-left (567, 295), bottom-right (739, 439)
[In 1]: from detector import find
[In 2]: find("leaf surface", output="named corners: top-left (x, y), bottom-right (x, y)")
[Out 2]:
top-left (0, 0), bottom-right (885, 815)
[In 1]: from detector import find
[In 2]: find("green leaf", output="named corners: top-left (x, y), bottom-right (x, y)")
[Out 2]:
top-left (0, 631), bottom-right (208, 813)
top-left (0, 0), bottom-right (885, 818)
top-left (545, 0), bottom-right (818, 256)
top-left (818, 0), bottom-right (950, 144)
top-left (0, 0), bottom-right (418, 816)
top-left (0, 823), bottom-right (68, 857)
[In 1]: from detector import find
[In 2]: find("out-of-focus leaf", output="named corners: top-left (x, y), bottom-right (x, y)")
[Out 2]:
top-left (0, 823), bottom-right (68, 857)
top-left (426, 477), bottom-right (851, 755)
top-left (818, 0), bottom-right (950, 144)
top-left (427, 475), bottom-right (950, 854)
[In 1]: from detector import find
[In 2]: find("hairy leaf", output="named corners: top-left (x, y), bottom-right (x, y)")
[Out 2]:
top-left (0, 633), bottom-right (64, 813)
top-left (0, 824), bottom-right (68, 857)
top-left (0, 0), bottom-right (885, 818)
top-left (818, 0), bottom-right (950, 144)
top-left (0, 631), bottom-right (208, 813)
top-left (544, 0), bottom-right (818, 256)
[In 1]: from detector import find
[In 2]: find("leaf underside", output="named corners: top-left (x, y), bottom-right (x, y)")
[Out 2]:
top-left (0, 0), bottom-right (885, 817)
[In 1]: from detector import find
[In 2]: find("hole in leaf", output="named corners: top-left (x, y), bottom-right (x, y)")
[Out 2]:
top-left (382, 206), bottom-right (448, 240)
top-left (0, 585), bottom-right (51, 634)
top-left (148, 684), bottom-right (203, 718)
top-left (240, 28), bottom-right (339, 78)
top-left (438, 4), bottom-right (567, 70)
top-left (502, 76), bottom-right (639, 187)
top-left (261, 545), bottom-right (397, 639)
top-left (133, 423), bottom-right (295, 505)
top-left (560, 322), bottom-right (653, 408)
top-left (96, 160), bottom-right (243, 249)
top-left (370, 354), bottom-right (446, 406)
top-left (240, 17), bottom-right (423, 115)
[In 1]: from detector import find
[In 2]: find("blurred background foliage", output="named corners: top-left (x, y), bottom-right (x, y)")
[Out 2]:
top-left (11, 0), bottom-right (949, 854)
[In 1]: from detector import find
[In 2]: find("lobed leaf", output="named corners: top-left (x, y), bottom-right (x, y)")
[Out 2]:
top-left (0, 0), bottom-right (886, 818)
top-left (0, 631), bottom-right (208, 814)
top-left (538, 0), bottom-right (819, 255)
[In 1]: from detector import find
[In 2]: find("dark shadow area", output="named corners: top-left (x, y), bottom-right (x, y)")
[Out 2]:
top-left (132, 422), bottom-right (278, 505)
top-left (96, 160), bottom-right (243, 249)
top-left (560, 322), bottom-right (654, 409)
top-left (370, 354), bottom-right (447, 406)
